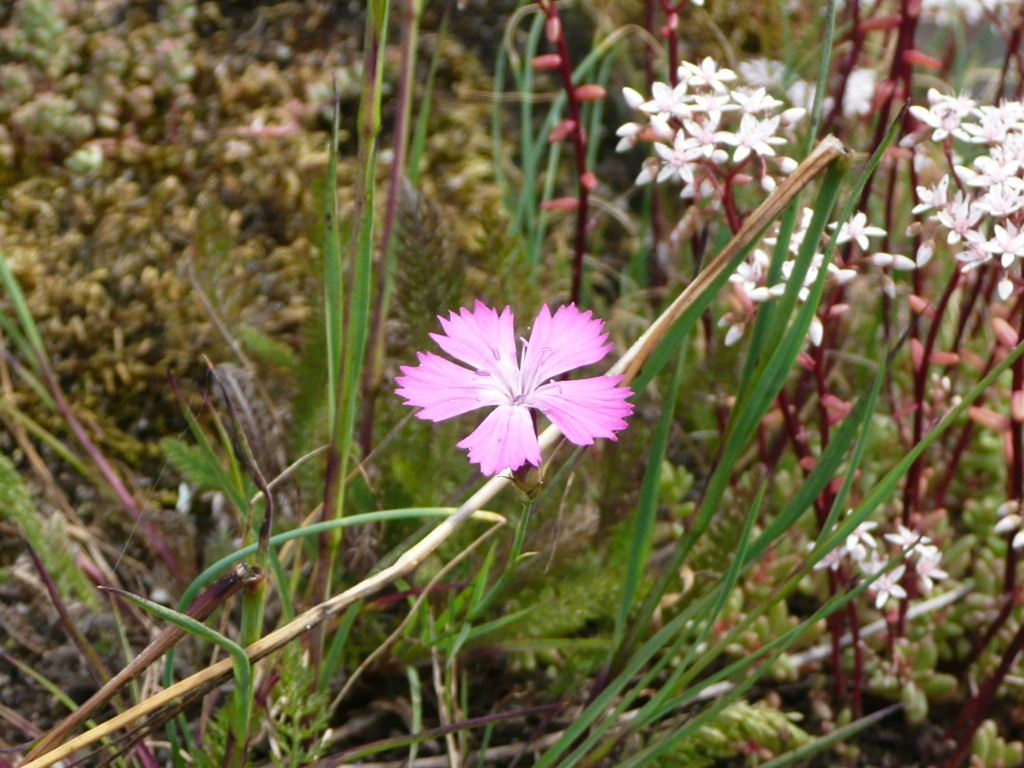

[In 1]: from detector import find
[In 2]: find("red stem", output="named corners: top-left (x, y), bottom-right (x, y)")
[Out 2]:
top-left (542, 2), bottom-right (592, 305)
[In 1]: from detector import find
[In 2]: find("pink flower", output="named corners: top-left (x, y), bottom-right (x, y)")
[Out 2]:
top-left (395, 301), bottom-right (634, 476)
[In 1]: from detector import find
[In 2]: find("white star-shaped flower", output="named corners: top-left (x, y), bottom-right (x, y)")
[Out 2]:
top-left (831, 212), bottom-right (887, 251)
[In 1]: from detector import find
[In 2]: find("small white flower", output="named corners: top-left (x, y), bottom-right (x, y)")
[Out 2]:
top-left (863, 560), bottom-right (907, 610)
top-left (955, 241), bottom-right (992, 272)
top-left (732, 86), bottom-right (784, 114)
top-left (691, 91), bottom-right (739, 121)
top-left (813, 546), bottom-right (847, 571)
top-left (831, 212), bottom-right (887, 251)
top-left (965, 155), bottom-right (1020, 188)
top-left (983, 222), bottom-right (1024, 268)
top-left (719, 114), bottom-right (785, 163)
top-left (936, 192), bottom-right (982, 244)
top-left (653, 133), bottom-right (700, 184)
top-left (914, 548), bottom-right (948, 593)
top-left (639, 80), bottom-right (690, 119)
top-left (975, 182), bottom-right (1024, 218)
top-left (737, 58), bottom-right (786, 88)
top-left (909, 88), bottom-right (977, 141)
top-left (682, 115), bottom-right (728, 162)
top-left (679, 57), bottom-right (738, 92)
top-left (884, 524), bottom-right (927, 551)
top-left (912, 175), bottom-right (949, 215)
top-left (730, 249), bottom-right (774, 301)
top-left (842, 68), bottom-right (876, 117)
top-left (845, 521), bottom-right (879, 563)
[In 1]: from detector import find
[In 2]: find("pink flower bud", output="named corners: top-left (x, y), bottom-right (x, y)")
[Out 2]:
top-left (532, 54), bottom-right (562, 70)
top-left (540, 196), bottom-right (579, 211)
top-left (993, 317), bottom-right (1019, 348)
top-left (829, 303), bottom-right (850, 317)
top-left (909, 338), bottom-right (925, 371)
top-left (961, 350), bottom-right (984, 370)
top-left (903, 49), bottom-right (942, 70)
top-left (930, 350), bottom-right (959, 366)
top-left (821, 393), bottom-right (852, 419)
top-left (907, 294), bottom-right (932, 316)
top-left (580, 171), bottom-right (598, 191)
top-left (968, 406), bottom-right (1009, 432)
top-left (548, 118), bottom-right (576, 142)
top-left (574, 84), bottom-right (607, 101)
top-left (545, 14), bottom-right (561, 43)
top-left (1013, 390), bottom-right (1024, 422)
top-left (858, 15), bottom-right (901, 31)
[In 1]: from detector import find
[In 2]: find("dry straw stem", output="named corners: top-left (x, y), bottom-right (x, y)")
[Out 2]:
top-left (21, 135), bottom-right (845, 768)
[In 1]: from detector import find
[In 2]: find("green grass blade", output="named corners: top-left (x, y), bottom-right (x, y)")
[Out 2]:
top-left (108, 588), bottom-right (253, 748)
top-left (759, 704), bottom-right (901, 768)
top-left (612, 347), bottom-right (687, 652)
top-left (0, 245), bottom-right (46, 359)
top-left (322, 99), bottom-right (343, 429)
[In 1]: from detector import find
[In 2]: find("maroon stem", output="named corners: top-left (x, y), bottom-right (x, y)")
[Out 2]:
top-left (661, 3), bottom-right (681, 86)
top-left (777, 389), bottom-right (848, 700)
top-left (857, 0), bottom-right (919, 213)
top-left (824, 0), bottom-right (864, 132)
top-left (901, 271), bottom-right (960, 525)
top-left (1005, 299), bottom-right (1024, 592)
top-left (542, 1), bottom-right (592, 305)
top-left (847, 597), bottom-right (863, 719)
top-left (644, 0), bottom-right (666, 290)
top-left (943, 611), bottom-right (1024, 768)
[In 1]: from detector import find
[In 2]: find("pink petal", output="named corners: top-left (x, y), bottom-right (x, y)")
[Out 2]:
top-left (456, 405), bottom-right (541, 476)
top-left (395, 352), bottom-right (506, 421)
top-left (431, 301), bottom-right (520, 389)
top-left (520, 304), bottom-right (613, 390)
top-left (527, 375), bottom-right (633, 445)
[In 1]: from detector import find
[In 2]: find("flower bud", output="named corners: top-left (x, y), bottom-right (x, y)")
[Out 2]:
top-left (907, 294), bottom-right (932, 316)
top-left (579, 171), bottom-right (598, 191)
top-left (548, 118), bottom-right (576, 143)
top-left (992, 317), bottom-right (1019, 348)
top-left (1014, 390), bottom-right (1024, 422)
top-left (858, 15), bottom-right (901, 31)
top-left (574, 84), bottom-right (606, 101)
top-left (777, 156), bottom-right (798, 173)
top-left (545, 14), bottom-right (561, 43)
top-left (622, 86), bottom-right (644, 110)
top-left (930, 350), bottom-right (959, 366)
top-left (968, 406), bottom-right (1008, 431)
top-left (532, 54), bottom-right (562, 70)
top-left (909, 337), bottom-right (925, 370)
top-left (540, 196), bottom-right (579, 211)
top-left (903, 48), bottom-right (942, 69)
